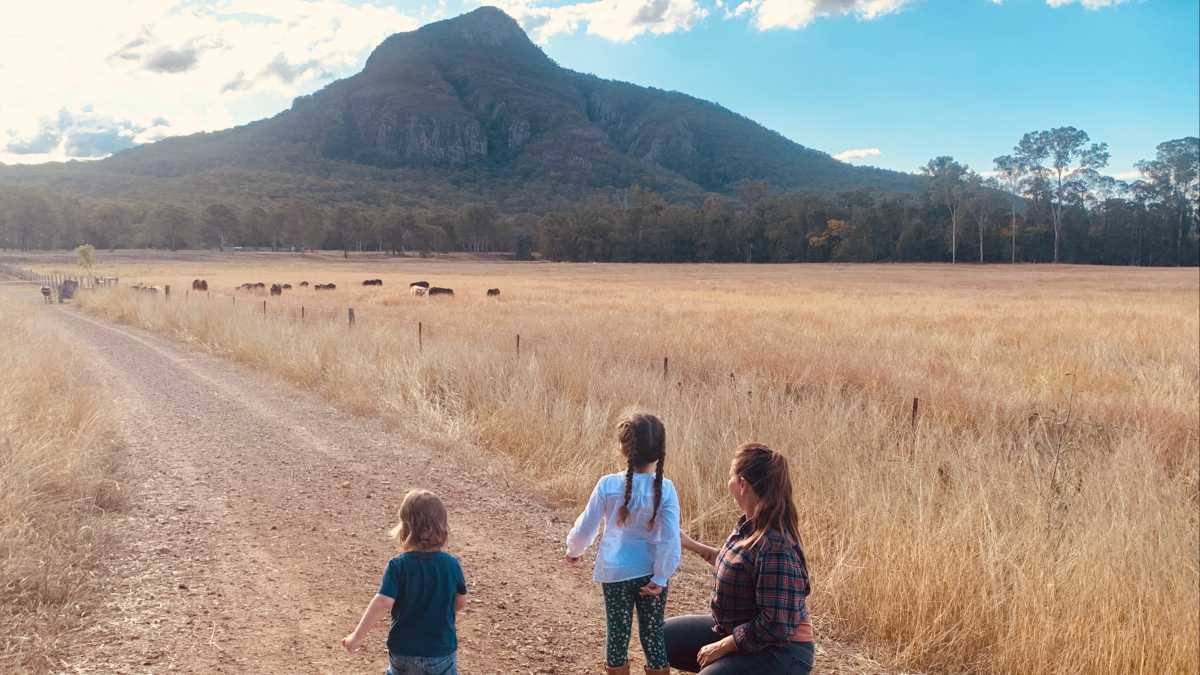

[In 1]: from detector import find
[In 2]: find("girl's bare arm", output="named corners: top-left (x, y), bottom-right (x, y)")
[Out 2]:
top-left (342, 594), bottom-right (395, 653)
top-left (681, 532), bottom-right (719, 567)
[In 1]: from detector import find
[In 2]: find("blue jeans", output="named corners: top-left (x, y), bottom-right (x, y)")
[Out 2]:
top-left (664, 615), bottom-right (814, 674)
top-left (386, 652), bottom-right (457, 675)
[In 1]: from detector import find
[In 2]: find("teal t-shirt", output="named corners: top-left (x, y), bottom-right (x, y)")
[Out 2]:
top-left (377, 551), bottom-right (467, 658)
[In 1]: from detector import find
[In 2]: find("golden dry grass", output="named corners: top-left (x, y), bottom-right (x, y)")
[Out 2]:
top-left (50, 251), bottom-right (1200, 674)
top-left (0, 290), bottom-right (123, 672)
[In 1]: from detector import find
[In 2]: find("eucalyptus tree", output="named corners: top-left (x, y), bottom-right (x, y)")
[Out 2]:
top-left (921, 156), bottom-right (970, 263)
top-left (1136, 137), bottom-right (1199, 265)
top-left (1015, 127), bottom-right (1109, 262)
top-left (993, 154), bottom-right (1024, 263)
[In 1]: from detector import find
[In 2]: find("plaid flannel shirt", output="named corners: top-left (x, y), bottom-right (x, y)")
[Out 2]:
top-left (709, 516), bottom-right (811, 653)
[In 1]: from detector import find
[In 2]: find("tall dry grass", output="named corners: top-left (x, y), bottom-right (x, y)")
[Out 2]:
top-left (74, 257), bottom-right (1199, 674)
top-left (0, 292), bottom-right (123, 672)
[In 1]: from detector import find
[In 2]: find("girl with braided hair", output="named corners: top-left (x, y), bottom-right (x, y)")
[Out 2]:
top-left (565, 412), bottom-right (682, 675)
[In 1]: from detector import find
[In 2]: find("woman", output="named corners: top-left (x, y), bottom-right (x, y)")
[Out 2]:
top-left (663, 443), bottom-right (814, 673)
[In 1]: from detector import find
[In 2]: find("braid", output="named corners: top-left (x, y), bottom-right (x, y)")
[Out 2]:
top-left (648, 455), bottom-right (665, 529)
top-left (617, 457), bottom-right (635, 526)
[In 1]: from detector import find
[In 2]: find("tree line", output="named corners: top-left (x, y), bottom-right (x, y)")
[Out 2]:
top-left (0, 131), bottom-right (1195, 266)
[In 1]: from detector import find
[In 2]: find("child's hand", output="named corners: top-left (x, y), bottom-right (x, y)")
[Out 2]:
top-left (341, 633), bottom-right (363, 655)
top-left (563, 554), bottom-right (582, 566)
top-left (638, 581), bottom-right (664, 597)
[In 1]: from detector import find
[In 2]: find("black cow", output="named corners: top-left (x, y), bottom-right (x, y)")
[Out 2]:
top-left (40, 286), bottom-right (51, 303)
top-left (428, 287), bottom-right (454, 297)
top-left (409, 281), bottom-right (430, 289)
top-left (362, 279), bottom-right (383, 286)
top-left (299, 281), bottom-right (310, 287)
top-left (192, 279), bottom-right (208, 291)
top-left (282, 283), bottom-right (293, 290)
top-left (270, 284), bottom-right (283, 296)
top-left (486, 288), bottom-right (501, 297)
top-left (315, 283), bottom-right (336, 291)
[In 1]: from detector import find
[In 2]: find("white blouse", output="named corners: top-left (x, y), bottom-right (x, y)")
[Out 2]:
top-left (565, 472), bottom-right (682, 587)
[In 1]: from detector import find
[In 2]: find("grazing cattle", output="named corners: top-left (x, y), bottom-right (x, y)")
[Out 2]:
top-left (315, 283), bottom-right (336, 291)
top-left (192, 279), bottom-right (208, 291)
top-left (362, 279), bottom-right (383, 286)
top-left (409, 281), bottom-right (430, 289)
top-left (299, 281), bottom-right (309, 287)
top-left (60, 279), bottom-right (79, 300)
top-left (486, 288), bottom-right (501, 297)
top-left (270, 284), bottom-right (283, 296)
top-left (428, 287), bottom-right (454, 297)
top-left (282, 283), bottom-right (292, 290)
top-left (410, 286), bottom-right (428, 297)
top-left (40, 286), bottom-right (51, 303)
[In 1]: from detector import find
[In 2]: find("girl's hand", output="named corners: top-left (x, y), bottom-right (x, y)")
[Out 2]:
top-left (563, 554), bottom-right (582, 566)
top-left (697, 635), bottom-right (736, 667)
top-left (341, 633), bottom-right (363, 655)
top-left (638, 581), bottom-right (663, 597)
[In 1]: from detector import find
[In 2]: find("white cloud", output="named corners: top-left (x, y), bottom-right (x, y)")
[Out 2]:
top-left (0, 0), bottom-right (420, 164)
top-left (731, 0), bottom-right (911, 30)
top-left (833, 147), bottom-right (882, 163)
top-left (489, 0), bottom-right (709, 43)
top-left (1045, 0), bottom-right (1132, 8)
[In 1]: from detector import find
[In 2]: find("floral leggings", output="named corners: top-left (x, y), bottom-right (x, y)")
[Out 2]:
top-left (602, 575), bottom-right (669, 668)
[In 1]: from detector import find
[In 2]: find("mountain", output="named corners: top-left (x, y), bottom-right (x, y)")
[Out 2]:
top-left (0, 7), bottom-right (922, 211)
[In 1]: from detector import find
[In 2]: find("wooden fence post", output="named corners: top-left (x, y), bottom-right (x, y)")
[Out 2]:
top-left (663, 356), bottom-right (669, 381)
top-left (263, 300), bottom-right (267, 315)
top-left (911, 397), bottom-right (920, 430)
top-left (301, 306), bottom-right (305, 321)
top-left (348, 307), bottom-right (355, 326)
top-left (516, 333), bottom-right (521, 358)
top-left (418, 321), bottom-right (422, 352)
top-left (165, 284), bottom-right (171, 300)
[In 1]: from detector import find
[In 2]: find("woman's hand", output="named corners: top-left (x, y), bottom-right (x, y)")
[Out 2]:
top-left (696, 635), bottom-right (736, 668)
top-left (341, 633), bottom-right (364, 655)
top-left (681, 532), bottom-right (719, 566)
top-left (638, 581), bottom-right (664, 597)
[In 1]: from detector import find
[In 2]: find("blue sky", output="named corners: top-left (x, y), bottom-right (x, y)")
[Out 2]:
top-left (1, 0), bottom-right (1196, 180)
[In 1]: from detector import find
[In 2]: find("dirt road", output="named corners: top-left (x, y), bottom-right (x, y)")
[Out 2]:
top-left (7, 282), bottom-right (887, 674)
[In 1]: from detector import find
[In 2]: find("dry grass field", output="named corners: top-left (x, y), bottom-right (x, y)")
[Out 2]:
top-left (0, 287), bottom-right (123, 671)
top-left (14, 250), bottom-right (1199, 674)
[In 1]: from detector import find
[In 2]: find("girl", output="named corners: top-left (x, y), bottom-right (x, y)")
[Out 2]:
top-left (343, 489), bottom-right (468, 675)
top-left (565, 412), bottom-right (682, 675)
top-left (664, 443), bottom-right (813, 674)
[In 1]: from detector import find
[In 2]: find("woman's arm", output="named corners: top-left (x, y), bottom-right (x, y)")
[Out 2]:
top-left (681, 531), bottom-right (719, 567)
top-left (341, 594), bottom-right (395, 654)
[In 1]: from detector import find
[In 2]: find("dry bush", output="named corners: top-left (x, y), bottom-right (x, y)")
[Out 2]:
top-left (77, 257), bottom-right (1199, 674)
top-left (0, 295), bottom-right (123, 672)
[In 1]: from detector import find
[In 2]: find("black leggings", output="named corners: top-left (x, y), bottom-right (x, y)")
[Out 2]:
top-left (663, 615), bottom-right (814, 674)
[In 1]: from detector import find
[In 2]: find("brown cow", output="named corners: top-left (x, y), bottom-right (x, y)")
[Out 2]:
top-left (192, 279), bottom-right (208, 291)
top-left (299, 281), bottom-right (309, 287)
top-left (486, 288), bottom-right (500, 297)
top-left (270, 284), bottom-right (283, 296)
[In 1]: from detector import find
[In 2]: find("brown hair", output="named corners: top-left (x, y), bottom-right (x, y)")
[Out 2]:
top-left (615, 412), bottom-right (667, 529)
top-left (733, 443), bottom-right (801, 550)
top-left (389, 489), bottom-right (449, 551)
